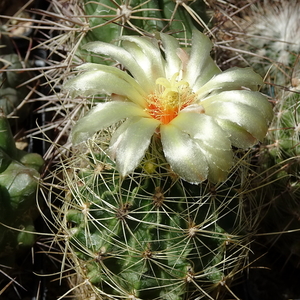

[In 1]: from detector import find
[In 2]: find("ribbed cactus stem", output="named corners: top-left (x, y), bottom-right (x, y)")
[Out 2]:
top-left (59, 146), bottom-right (250, 299)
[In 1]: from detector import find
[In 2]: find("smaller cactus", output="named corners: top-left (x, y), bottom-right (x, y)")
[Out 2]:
top-left (0, 110), bottom-right (43, 262)
top-left (239, 1), bottom-right (300, 248)
top-left (267, 90), bottom-right (300, 163)
top-left (215, 1), bottom-right (300, 297)
top-left (235, 0), bottom-right (300, 85)
top-left (255, 85), bottom-right (300, 266)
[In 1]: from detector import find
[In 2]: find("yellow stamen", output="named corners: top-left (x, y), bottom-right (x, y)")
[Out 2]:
top-left (146, 73), bottom-right (196, 124)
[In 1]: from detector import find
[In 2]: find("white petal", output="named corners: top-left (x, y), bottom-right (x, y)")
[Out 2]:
top-left (64, 69), bottom-right (146, 107)
top-left (83, 42), bottom-right (152, 92)
top-left (192, 60), bottom-right (221, 91)
top-left (72, 102), bottom-right (149, 144)
top-left (200, 90), bottom-right (273, 123)
top-left (160, 124), bottom-right (209, 184)
top-left (214, 118), bottom-right (257, 149)
top-left (109, 117), bottom-right (160, 176)
top-left (170, 111), bottom-right (231, 150)
top-left (121, 36), bottom-right (166, 84)
top-left (196, 68), bottom-right (264, 99)
top-left (184, 30), bottom-right (221, 87)
top-left (169, 112), bottom-right (232, 182)
top-left (160, 33), bottom-right (181, 77)
top-left (204, 101), bottom-right (269, 141)
top-left (76, 63), bottom-right (147, 98)
top-left (194, 140), bottom-right (233, 182)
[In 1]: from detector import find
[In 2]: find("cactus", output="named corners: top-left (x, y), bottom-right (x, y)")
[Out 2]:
top-left (0, 1), bottom-right (44, 263)
top-left (251, 1), bottom-right (299, 79)
top-left (57, 142), bottom-right (253, 300)
top-left (212, 1), bottom-right (300, 297)
top-left (221, 0), bottom-right (300, 85)
top-left (81, 0), bottom-right (209, 42)
top-left (0, 110), bottom-right (44, 263)
top-left (0, 0), bottom-right (280, 299)
top-left (36, 1), bottom-right (274, 298)
top-left (236, 0), bottom-right (300, 264)
top-left (254, 85), bottom-right (300, 266)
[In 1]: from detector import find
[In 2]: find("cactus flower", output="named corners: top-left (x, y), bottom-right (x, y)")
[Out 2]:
top-left (65, 30), bottom-right (273, 184)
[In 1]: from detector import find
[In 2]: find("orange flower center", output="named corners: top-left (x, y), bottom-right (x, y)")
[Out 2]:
top-left (146, 73), bottom-right (196, 124)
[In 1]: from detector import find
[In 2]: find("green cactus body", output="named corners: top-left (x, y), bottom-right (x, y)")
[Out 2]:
top-left (268, 91), bottom-right (300, 163)
top-left (0, 111), bottom-right (43, 259)
top-left (77, 0), bottom-right (207, 64)
top-left (255, 87), bottom-right (300, 264)
top-left (59, 146), bottom-right (249, 300)
top-left (218, 1), bottom-right (300, 294)
top-left (41, 0), bottom-right (274, 298)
